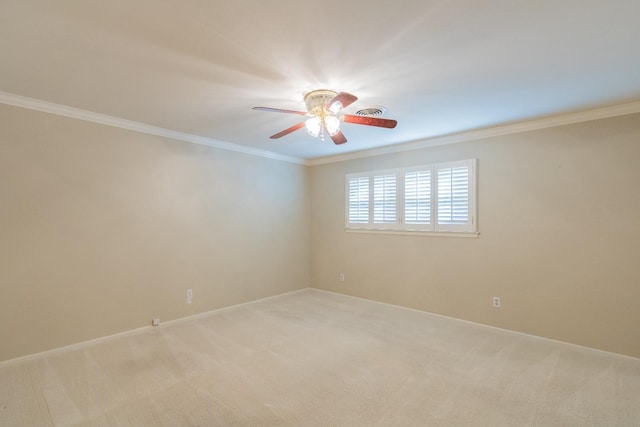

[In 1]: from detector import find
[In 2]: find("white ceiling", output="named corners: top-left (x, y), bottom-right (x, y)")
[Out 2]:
top-left (2, 0), bottom-right (640, 160)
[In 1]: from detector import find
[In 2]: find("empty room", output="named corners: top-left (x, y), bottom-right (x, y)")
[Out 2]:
top-left (1, 1), bottom-right (639, 426)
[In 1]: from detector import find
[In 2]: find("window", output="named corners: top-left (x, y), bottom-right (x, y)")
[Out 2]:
top-left (373, 173), bottom-right (397, 225)
top-left (404, 169), bottom-right (431, 228)
top-left (345, 159), bottom-right (477, 235)
top-left (347, 176), bottom-right (369, 224)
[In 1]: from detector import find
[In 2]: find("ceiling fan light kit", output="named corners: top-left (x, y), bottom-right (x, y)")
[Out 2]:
top-left (303, 89), bottom-right (340, 139)
top-left (252, 89), bottom-right (397, 145)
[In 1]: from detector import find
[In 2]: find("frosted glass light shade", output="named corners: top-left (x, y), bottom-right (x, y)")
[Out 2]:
top-left (325, 115), bottom-right (340, 136)
top-left (328, 101), bottom-right (343, 114)
top-left (305, 116), bottom-right (321, 137)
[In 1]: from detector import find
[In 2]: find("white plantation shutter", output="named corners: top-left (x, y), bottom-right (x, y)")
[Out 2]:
top-left (345, 160), bottom-right (476, 234)
top-left (347, 176), bottom-right (369, 224)
top-left (373, 174), bottom-right (397, 224)
top-left (404, 170), bottom-right (431, 227)
top-left (436, 160), bottom-right (474, 232)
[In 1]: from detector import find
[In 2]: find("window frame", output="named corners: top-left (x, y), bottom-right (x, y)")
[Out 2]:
top-left (344, 159), bottom-right (478, 237)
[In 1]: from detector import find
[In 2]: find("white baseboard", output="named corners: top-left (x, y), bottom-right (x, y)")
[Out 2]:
top-left (309, 288), bottom-right (640, 362)
top-left (0, 287), bottom-right (310, 368)
top-left (4, 286), bottom-right (635, 368)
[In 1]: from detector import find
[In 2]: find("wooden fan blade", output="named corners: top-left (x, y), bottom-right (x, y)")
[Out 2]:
top-left (327, 92), bottom-right (358, 112)
top-left (329, 130), bottom-right (347, 145)
top-left (253, 107), bottom-right (308, 116)
top-left (343, 114), bottom-right (397, 128)
top-left (270, 122), bottom-right (305, 139)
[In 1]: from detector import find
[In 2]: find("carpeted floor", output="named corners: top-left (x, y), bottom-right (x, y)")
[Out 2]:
top-left (1, 288), bottom-right (639, 426)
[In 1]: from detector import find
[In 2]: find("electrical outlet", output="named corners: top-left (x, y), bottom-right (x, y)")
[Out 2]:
top-left (187, 288), bottom-right (193, 304)
top-left (339, 273), bottom-right (345, 282)
top-left (492, 296), bottom-right (501, 308)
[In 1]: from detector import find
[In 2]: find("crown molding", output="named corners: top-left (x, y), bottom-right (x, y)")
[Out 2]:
top-left (0, 91), bottom-right (305, 165)
top-left (3, 91), bottom-right (639, 167)
top-left (307, 100), bottom-right (640, 166)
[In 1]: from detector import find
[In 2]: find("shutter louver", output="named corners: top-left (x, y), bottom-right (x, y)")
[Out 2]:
top-left (348, 176), bottom-right (369, 223)
top-left (437, 166), bottom-right (469, 225)
top-left (373, 174), bottom-right (397, 224)
top-left (404, 170), bottom-right (431, 225)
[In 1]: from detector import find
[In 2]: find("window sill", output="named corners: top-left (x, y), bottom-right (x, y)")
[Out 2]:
top-left (345, 228), bottom-right (479, 238)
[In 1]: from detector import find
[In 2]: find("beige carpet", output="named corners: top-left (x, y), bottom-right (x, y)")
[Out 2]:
top-left (1, 289), bottom-right (639, 426)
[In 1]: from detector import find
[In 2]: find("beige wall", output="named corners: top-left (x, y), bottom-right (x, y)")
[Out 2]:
top-left (310, 113), bottom-right (640, 358)
top-left (0, 104), bottom-right (310, 362)
top-left (2, 103), bottom-right (639, 362)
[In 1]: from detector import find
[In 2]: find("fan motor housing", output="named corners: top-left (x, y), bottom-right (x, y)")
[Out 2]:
top-left (304, 89), bottom-right (337, 115)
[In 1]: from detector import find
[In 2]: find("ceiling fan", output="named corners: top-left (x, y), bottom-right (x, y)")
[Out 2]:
top-left (252, 89), bottom-right (397, 145)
